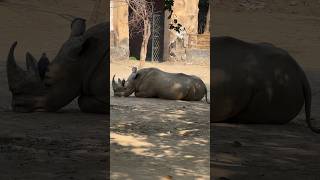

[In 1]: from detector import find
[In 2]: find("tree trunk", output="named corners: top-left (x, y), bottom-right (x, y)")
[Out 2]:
top-left (139, 19), bottom-right (151, 68)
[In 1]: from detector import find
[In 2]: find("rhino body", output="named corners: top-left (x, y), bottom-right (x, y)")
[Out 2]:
top-left (7, 18), bottom-right (107, 113)
top-left (212, 36), bottom-right (319, 133)
top-left (113, 67), bottom-right (209, 102)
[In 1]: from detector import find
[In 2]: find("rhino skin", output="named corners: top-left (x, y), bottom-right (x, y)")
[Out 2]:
top-left (112, 67), bottom-right (209, 103)
top-left (7, 18), bottom-right (107, 113)
top-left (70, 17), bottom-right (86, 37)
top-left (37, 53), bottom-right (50, 81)
top-left (212, 36), bottom-right (319, 133)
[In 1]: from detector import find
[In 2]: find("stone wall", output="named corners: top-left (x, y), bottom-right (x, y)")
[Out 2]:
top-left (110, 0), bottom-right (129, 60)
top-left (167, 0), bottom-right (211, 62)
top-left (188, 34), bottom-right (210, 49)
top-left (171, 0), bottom-right (200, 34)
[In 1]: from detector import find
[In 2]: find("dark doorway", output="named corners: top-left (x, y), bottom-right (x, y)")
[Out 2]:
top-left (128, 0), bottom-right (164, 61)
top-left (128, 7), bottom-right (143, 60)
top-left (198, 0), bottom-right (209, 34)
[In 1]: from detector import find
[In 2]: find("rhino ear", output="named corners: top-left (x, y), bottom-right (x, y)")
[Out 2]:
top-left (70, 18), bottom-right (86, 37)
top-left (26, 52), bottom-right (39, 75)
top-left (132, 67), bottom-right (137, 73)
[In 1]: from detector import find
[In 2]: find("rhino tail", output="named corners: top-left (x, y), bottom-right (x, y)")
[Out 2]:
top-left (301, 70), bottom-right (320, 133)
top-left (204, 86), bottom-right (210, 104)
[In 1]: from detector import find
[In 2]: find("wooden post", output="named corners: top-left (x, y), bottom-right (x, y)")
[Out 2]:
top-left (163, 10), bottom-right (170, 62)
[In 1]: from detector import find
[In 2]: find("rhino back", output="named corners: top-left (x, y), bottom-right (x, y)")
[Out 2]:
top-left (83, 22), bottom-right (108, 43)
top-left (212, 36), bottom-right (306, 123)
top-left (135, 68), bottom-right (206, 100)
top-left (81, 22), bottom-right (108, 96)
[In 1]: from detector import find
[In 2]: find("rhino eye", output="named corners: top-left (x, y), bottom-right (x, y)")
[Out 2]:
top-left (13, 92), bottom-right (22, 95)
top-left (44, 81), bottom-right (52, 87)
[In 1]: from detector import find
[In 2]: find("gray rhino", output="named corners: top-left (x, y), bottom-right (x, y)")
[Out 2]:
top-left (112, 67), bottom-right (209, 103)
top-left (212, 36), bottom-right (319, 133)
top-left (7, 18), bottom-right (107, 113)
top-left (37, 52), bottom-right (50, 81)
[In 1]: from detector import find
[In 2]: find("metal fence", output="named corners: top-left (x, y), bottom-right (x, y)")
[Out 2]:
top-left (151, 13), bottom-right (161, 62)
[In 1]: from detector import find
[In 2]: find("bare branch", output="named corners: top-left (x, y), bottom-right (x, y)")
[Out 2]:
top-left (123, 0), bottom-right (154, 63)
top-left (125, 0), bottom-right (153, 36)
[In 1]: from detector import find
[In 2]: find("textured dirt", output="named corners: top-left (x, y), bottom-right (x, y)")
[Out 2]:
top-left (212, 1), bottom-right (320, 179)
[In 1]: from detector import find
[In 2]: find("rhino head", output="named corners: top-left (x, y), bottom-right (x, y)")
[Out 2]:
top-left (112, 67), bottom-right (138, 97)
top-left (7, 42), bottom-right (46, 112)
top-left (7, 18), bottom-right (92, 112)
top-left (112, 75), bottom-right (126, 97)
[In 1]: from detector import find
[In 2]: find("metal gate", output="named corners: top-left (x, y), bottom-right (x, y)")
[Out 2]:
top-left (151, 13), bottom-right (161, 62)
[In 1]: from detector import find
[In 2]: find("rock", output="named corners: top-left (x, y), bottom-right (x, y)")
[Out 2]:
top-left (232, 140), bottom-right (242, 147)
top-left (172, 0), bottom-right (199, 34)
top-left (161, 175), bottom-right (173, 180)
top-left (289, 1), bottom-right (298, 6)
top-left (110, 1), bottom-right (129, 57)
top-left (219, 177), bottom-right (230, 180)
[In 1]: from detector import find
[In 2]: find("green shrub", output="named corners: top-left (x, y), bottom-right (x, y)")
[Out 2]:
top-left (129, 56), bottom-right (138, 61)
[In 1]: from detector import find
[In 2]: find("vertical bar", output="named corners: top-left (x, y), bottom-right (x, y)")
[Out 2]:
top-left (151, 2), bottom-right (155, 62)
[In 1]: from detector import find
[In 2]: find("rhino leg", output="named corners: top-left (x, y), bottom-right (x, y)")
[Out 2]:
top-left (135, 90), bottom-right (155, 98)
top-left (78, 95), bottom-right (107, 113)
top-left (235, 88), bottom-right (304, 124)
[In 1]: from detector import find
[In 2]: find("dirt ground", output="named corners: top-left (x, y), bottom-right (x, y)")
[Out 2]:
top-left (0, 0), bottom-right (107, 179)
top-left (212, 1), bottom-right (320, 179)
top-left (110, 60), bottom-right (210, 179)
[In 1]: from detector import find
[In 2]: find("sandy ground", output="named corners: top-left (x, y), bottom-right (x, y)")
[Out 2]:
top-left (212, 1), bottom-right (320, 179)
top-left (110, 60), bottom-right (210, 179)
top-left (0, 0), bottom-right (108, 179)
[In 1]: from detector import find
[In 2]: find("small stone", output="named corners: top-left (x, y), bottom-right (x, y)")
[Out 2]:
top-left (161, 175), bottom-right (173, 180)
top-left (289, 1), bottom-right (298, 6)
top-left (219, 177), bottom-right (230, 180)
top-left (232, 140), bottom-right (242, 147)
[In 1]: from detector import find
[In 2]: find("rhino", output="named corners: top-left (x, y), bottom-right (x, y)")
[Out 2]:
top-left (6, 18), bottom-right (107, 113)
top-left (212, 36), bottom-right (319, 133)
top-left (37, 52), bottom-right (50, 81)
top-left (112, 67), bottom-right (209, 103)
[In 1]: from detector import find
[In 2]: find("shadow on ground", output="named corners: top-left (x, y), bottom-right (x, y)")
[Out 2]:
top-left (211, 122), bottom-right (320, 180)
top-left (0, 1), bottom-right (108, 179)
top-left (0, 111), bottom-right (107, 179)
top-left (110, 97), bottom-right (210, 180)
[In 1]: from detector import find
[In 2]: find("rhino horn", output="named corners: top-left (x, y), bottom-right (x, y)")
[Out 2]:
top-left (26, 52), bottom-right (39, 76)
top-left (7, 42), bottom-right (28, 90)
top-left (112, 74), bottom-right (119, 89)
top-left (122, 78), bottom-right (125, 86)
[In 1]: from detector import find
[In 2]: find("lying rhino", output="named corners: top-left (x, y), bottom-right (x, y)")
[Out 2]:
top-left (212, 36), bottom-right (319, 133)
top-left (7, 18), bottom-right (107, 113)
top-left (112, 67), bottom-right (209, 103)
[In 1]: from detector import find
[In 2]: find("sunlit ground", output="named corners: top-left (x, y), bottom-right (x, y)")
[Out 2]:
top-left (110, 61), bottom-right (210, 179)
top-left (110, 95), bottom-right (210, 180)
